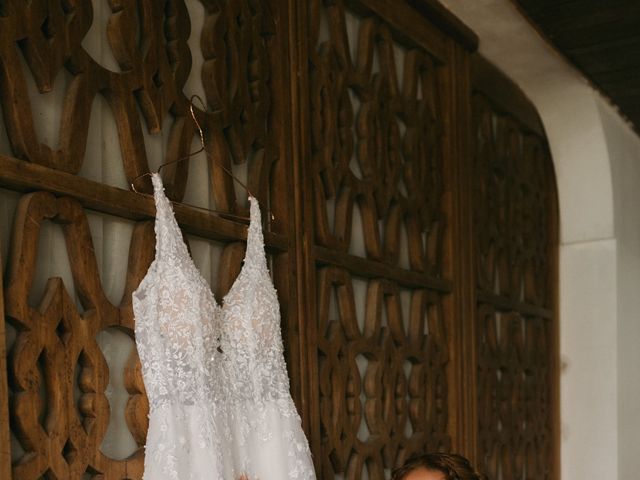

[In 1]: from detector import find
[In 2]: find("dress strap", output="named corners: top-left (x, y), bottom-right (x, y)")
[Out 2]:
top-left (245, 196), bottom-right (268, 271)
top-left (151, 172), bottom-right (190, 259)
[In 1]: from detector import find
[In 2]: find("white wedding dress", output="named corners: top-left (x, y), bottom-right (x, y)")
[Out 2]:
top-left (132, 172), bottom-right (315, 480)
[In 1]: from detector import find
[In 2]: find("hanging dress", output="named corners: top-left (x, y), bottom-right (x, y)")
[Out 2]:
top-left (133, 172), bottom-right (315, 480)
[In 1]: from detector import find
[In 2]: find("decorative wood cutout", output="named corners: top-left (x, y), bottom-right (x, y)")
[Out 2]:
top-left (306, 2), bottom-right (456, 478)
top-left (0, 0), bottom-right (189, 183)
top-left (200, 0), bottom-right (278, 212)
top-left (473, 94), bottom-right (553, 307)
top-left (308, 0), bottom-right (445, 275)
top-left (0, 0), bottom-right (278, 211)
top-left (316, 267), bottom-right (450, 479)
top-left (476, 307), bottom-right (551, 480)
top-left (3, 192), bottom-right (147, 479)
top-left (305, 2), bottom-right (457, 478)
top-left (472, 92), bottom-right (555, 480)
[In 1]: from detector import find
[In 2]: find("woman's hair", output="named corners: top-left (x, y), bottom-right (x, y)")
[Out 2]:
top-left (391, 453), bottom-right (487, 480)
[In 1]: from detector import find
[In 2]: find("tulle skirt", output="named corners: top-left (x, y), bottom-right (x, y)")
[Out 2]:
top-left (220, 399), bottom-right (316, 480)
top-left (143, 401), bottom-right (315, 480)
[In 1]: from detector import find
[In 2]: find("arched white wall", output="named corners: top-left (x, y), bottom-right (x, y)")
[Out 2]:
top-left (439, 1), bottom-right (640, 479)
top-left (597, 99), bottom-right (640, 480)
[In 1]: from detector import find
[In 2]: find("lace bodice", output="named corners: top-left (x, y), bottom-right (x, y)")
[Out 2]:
top-left (132, 173), bottom-right (315, 480)
top-left (218, 197), bottom-right (292, 403)
top-left (133, 173), bottom-right (220, 408)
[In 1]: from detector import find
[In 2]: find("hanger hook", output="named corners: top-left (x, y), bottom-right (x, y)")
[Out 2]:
top-left (130, 95), bottom-right (207, 193)
top-left (131, 94), bottom-right (254, 201)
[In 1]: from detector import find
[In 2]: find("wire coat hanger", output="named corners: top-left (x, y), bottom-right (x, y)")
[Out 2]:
top-left (130, 95), bottom-right (255, 222)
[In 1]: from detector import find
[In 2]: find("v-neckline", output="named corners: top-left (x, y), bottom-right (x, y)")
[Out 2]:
top-left (149, 172), bottom-right (261, 310)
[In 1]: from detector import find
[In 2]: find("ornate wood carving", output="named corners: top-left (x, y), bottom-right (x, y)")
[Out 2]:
top-left (199, 0), bottom-right (277, 212)
top-left (316, 268), bottom-right (450, 479)
top-left (0, 0), bottom-right (278, 209)
top-left (4, 192), bottom-right (146, 478)
top-left (472, 91), bottom-right (556, 480)
top-left (308, 0), bottom-right (446, 275)
top-left (306, 1), bottom-right (455, 478)
top-left (0, 1), bottom-right (558, 479)
top-left (0, 0), bottom-right (287, 478)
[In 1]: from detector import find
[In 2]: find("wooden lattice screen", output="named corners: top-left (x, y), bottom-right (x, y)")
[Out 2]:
top-left (471, 57), bottom-right (559, 480)
top-left (0, 1), bottom-right (558, 479)
top-left (303, 2), bottom-right (461, 477)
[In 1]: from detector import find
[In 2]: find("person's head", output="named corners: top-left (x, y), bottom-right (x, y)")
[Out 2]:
top-left (391, 453), bottom-right (486, 480)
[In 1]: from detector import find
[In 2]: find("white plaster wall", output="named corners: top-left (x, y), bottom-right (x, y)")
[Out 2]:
top-left (438, 1), bottom-right (640, 479)
top-left (559, 239), bottom-right (618, 479)
top-left (597, 98), bottom-right (640, 480)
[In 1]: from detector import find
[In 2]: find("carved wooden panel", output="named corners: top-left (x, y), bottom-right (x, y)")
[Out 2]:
top-left (0, 0), bottom-right (290, 478)
top-left (308, 0), bottom-right (446, 274)
top-left (0, 0), bottom-right (279, 211)
top-left (4, 192), bottom-right (147, 479)
top-left (472, 92), bottom-right (556, 480)
top-left (305, 2), bottom-right (457, 478)
top-left (316, 268), bottom-right (451, 479)
top-left (0, 1), bottom-right (559, 479)
top-left (473, 95), bottom-right (553, 307)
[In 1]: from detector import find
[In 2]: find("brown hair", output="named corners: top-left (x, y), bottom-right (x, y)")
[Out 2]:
top-left (391, 453), bottom-right (487, 480)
